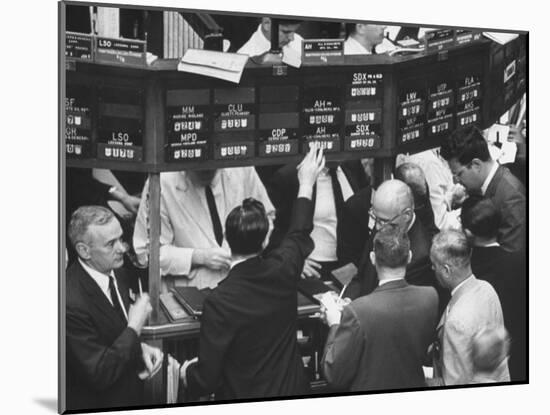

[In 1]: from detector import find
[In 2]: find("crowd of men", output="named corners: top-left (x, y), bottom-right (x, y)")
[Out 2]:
top-left (64, 16), bottom-right (527, 413)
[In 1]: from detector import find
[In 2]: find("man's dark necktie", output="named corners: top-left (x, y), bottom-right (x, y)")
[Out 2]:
top-left (205, 185), bottom-right (224, 246)
top-left (108, 275), bottom-right (126, 321)
top-left (329, 167), bottom-right (346, 260)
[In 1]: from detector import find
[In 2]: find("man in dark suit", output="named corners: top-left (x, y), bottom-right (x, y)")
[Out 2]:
top-left (346, 179), bottom-right (437, 302)
top-left (440, 125), bottom-right (526, 253)
top-left (267, 159), bottom-right (371, 281)
top-left (65, 206), bottom-right (163, 412)
top-left (181, 145), bottom-right (325, 400)
top-left (461, 196), bottom-right (526, 382)
top-left (321, 225), bottom-right (439, 391)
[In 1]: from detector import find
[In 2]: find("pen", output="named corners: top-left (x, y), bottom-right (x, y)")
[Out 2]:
top-left (337, 283), bottom-right (348, 302)
top-left (138, 277), bottom-right (143, 295)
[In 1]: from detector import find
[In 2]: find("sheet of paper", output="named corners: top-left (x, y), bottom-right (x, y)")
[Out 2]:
top-left (484, 123), bottom-right (510, 145)
top-left (316, 292), bottom-right (338, 310)
top-left (482, 32), bottom-right (519, 45)
top-left (180, 48), bottom-right (248, 72)
top-left (282, 46), bottom-right (302, 68)
top-left (178, 49), bottom-right (248, 84)
top-left (498, 141), bottom-right (518, 164)
top-left (178, 62), bottom-right (244, 83)
top-left (376, 37), bottom-right (399, 54)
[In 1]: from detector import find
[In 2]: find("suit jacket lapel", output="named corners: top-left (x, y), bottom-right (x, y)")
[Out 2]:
top-left (340, 164), bottom-right (359, 193)
top-left (114, 270), bottom-right (132, 313)
top-left (75, 262), bottom-right (127, 326)
top-left (484, 166), bottom-right (505, 198)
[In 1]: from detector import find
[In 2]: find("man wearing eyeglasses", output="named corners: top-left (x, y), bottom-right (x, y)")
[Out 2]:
top-left (440, 126), bottom-right (525, 253)
top-left (346, 180), bottom-right (437, 302)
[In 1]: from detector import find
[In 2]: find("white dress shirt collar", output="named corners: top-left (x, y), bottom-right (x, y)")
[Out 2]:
top-left (481, 162), bottom-right (499, 196)
top-left (451, 274), bottom-right (475, 297)
top-left (344, 36), bottom-right (372, 55)
top-left (78, 259), bottom-right (128, 321)
top-left (79, 258), bottom-right (113, 304)
top-left (379, 277), bottom-right (405, 286)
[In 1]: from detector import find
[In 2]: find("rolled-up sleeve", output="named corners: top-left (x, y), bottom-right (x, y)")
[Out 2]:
top-left (133, 178), bottom-right (194, 277)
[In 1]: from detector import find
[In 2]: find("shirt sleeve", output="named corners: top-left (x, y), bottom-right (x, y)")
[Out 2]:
top-left (322, 305), bottom-right (365, 389)
top-left (132, 178), bottom-right (194, 277)
top-left (422, 159), bottom-right (461, 230)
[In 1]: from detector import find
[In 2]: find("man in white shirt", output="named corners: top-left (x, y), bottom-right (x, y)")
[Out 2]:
top-left (268, 160), bottom-right (371, 281)
top-left (344, 23), bottom-right (387, 55)
top-left (133, 167), bottom-right (275, 290)
top-left (430, 230), bottom-right (509, 385)
top-left (237, 17), bottom-right (303, 57)
top-left (397, 149), bottom-right (465, 231)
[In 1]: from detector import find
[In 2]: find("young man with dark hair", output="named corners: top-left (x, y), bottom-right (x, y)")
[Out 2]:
top-left (440, 126), bottom-right (526, 253)
top-left (320, 225), bottom-right (439, 391)
top-left (180, 145), bottom-right (325, 400)
top-left (460, 196), bottom-right (526, 382)
top-left (344, 23), bottom-right (387, 55)
top-left (237, 17), bottom-right (303, 57)
top-left (224, 198), bottom-right (270, 255)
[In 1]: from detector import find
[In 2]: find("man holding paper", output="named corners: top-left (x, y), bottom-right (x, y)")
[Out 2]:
top-left (320, 225), bottom-right (439, 391)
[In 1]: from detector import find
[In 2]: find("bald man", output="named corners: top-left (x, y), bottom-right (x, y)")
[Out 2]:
top-left (346, 180), bottom-right (437, 301)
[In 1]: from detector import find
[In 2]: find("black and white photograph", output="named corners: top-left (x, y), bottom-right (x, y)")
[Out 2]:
top-left (4, 0), bottom-right (544, 414)
top-left (57, 0), bottom-right (530, 413)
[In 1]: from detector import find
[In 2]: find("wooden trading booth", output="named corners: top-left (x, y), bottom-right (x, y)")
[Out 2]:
top-left (64, 27), bottom-right (527, 403)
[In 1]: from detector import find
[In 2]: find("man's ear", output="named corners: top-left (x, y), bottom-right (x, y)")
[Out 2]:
top-left (443, 263), bottom-right (452, 279)
top-left (261, 17), bottom-right (271, 31)
top-left (471, 158), bottom-right (483, 172)
top-left (75, 242), bottom-right (91, 260)
top-left (260, 18), bottom-right (272, 40)
top-left (370, 251), bottom-right (376, 266)
top-left (403, 207), bottom-right (414, 224)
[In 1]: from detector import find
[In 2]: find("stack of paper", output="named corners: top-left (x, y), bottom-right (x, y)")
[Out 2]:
top-left (177, 49), bottom-right (249, 84)
top-left (483, 32), bottom-right (519, 45)
top-left (166, 355), bottom-right (181, 404)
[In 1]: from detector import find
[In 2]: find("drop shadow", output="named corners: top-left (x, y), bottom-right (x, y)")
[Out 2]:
top-left (34, 398), bottom-right (57, 413)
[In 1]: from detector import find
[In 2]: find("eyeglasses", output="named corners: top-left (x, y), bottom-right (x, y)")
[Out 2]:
top-left (368, 207), bottom-right (411, 228)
